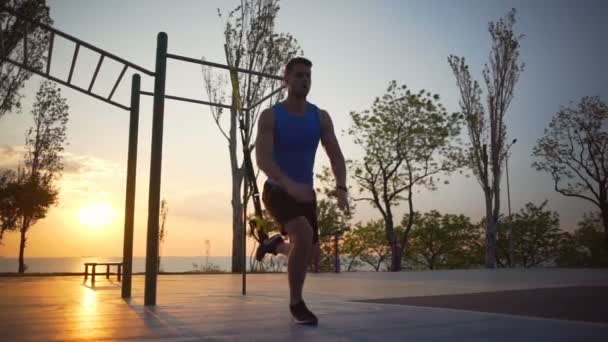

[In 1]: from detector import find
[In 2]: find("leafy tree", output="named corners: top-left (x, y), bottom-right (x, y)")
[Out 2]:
top-left (348, 81), bottom-right (463, 271)
top-left (405, 211), bottom-right (481, 270)
top-left (532, 96), bottom-right (608, 243)
top-left (497, 201), bottom-right (563, 268)
top-left (201, 0), bottom-right (302, 272)
top-left (1, 0), bottom-right (53, 119)
top-left (13, 80), bottom-right (68, 273)
top-left (315, 166), bottom-right (353, 272)
top-left (448, 9), bottom-right (525, 267)
top-left (0, 169), bottom-right (20, 243)
top-left (556, 212), bottom-right (608, 267)
top-left (342, 220), bottom-right (392, 271)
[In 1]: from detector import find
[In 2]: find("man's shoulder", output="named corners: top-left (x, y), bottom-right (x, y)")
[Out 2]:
top-left (259, 106), bottom-right (277, 127)
top-left (260, 106), bottom-right (277, 118)
top-left (314, 105), bottom-right (331, 124)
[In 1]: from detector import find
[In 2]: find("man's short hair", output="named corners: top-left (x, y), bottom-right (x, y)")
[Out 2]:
top-left (285, 57), bottom-right (312, 75)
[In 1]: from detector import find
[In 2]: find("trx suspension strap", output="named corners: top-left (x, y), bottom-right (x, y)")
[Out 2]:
top-left (225, 46), bottom-right (269, 246)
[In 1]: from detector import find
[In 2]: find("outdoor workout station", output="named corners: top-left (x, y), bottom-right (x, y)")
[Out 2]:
top-left (0, 6), bottom-right (282, 306)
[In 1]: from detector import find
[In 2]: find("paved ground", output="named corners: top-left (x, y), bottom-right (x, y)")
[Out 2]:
top-left (355, 286), bottom-right (608, 323)
top-left (1, 268), bottom-right (608, 341)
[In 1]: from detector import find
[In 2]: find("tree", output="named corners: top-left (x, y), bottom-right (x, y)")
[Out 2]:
top-left (405, 211), bottom-right (481, 270)
top-left (342, 220), bottom-right (392, 271)
top-left (1, 0), bottom-right (53, 119)
top-left (348, 81), bottom-right (463, 271)
top-left (13, 80), bottom-right (68, 273)
top-left (316, 199), bottom-right (346, 272)
top-left (158, 198), bottom-right (168, 272)
top-left (448, 8), bottom-right (525, 268)
top-left (0, 169), bottom-right (22, 243)
top-left (496, 201), bottom-right (563, 268)
top-left (315, 166), bottom-right (353, 272)
top-left (556, 212), bottom-right (608, 267)
top-left (201, 0), bottom-right (302, 272)
top-left (532, 96), bottom-right (608, 243)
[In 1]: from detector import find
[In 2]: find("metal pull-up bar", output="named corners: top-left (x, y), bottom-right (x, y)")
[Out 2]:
top-left (0, 5), bottom-right (154, 111)
top-left (2, 6), bottom-right (286, 307)
top-left (1, 5), bottom-right (148, 300)
top-left (136, 53), bottom-right (285, 112)
top-left (142, 32), bottom-right (285, 306)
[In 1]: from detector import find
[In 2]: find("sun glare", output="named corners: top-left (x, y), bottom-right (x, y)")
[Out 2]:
top-left (78, 203), bottom-right (116, 229)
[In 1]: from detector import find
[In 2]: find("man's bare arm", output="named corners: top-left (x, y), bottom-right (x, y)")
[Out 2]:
top-left (319, 109), bottom-right (347, 189)
top-left (255, 108), bottom-right (294, 189)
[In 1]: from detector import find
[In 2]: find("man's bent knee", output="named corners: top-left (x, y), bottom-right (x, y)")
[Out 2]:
top-left (284, 216), bottom-right (313, 245)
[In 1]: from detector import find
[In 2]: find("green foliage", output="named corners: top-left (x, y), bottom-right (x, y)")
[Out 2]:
top-left (341, 220), bottom-right (392, 271)
top-left (497, 201), bottom-right (563, 268)
top-left (556, 212), bottom-right (608, 267)
top-left (1, 80), bottom-right (68, 272)
top-left (448, 8), bottom-right (525, 268)
top-left (314, 166), bottom-right (353, 272)
top-left (191, 262), bottom-right (224, 273)
top-left (1, 0), bottom-right (53, 119)
top-left (349, 81), bottom-right (464, 204)
top-left (0, 167), bottom-right (58, 243)
top-left (532, 96), bottom-right (608, 239)
top-left (201, 0), bottom-right (303, 272)
top-left (0, 169), bottom-right (21, 241)
top-left (347, 80), bottom-right (464, 271)
top-left (405, 211), bottom-right (482, 270)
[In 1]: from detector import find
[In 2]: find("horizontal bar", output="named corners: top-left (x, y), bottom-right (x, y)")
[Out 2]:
top-left (67, 43), bottom-right (80, 84)
top-left (46, 32), bottom-right (54, 75)
top-left (0, 6), bottom-right (154, 76)
top-left (89, 54), bottom-right (104, 92)
top-left (166, 53), bottom-right (283, 81)
top-left (246, 84), bottom-right (285, 111)
top-left (1, 56), bottom-right (129, 111)
top-left (140, 91), bottom-right (233, 110)
top-left (108, 64), bottom-right (127, 100)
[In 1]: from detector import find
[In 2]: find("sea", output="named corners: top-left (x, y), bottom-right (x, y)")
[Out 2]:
top-left (0, 256), bottom-right (377, 273)
top-left (0, 256), bottom-right (240, 273)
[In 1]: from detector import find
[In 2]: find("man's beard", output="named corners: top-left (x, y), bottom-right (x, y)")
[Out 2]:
top-left (294, 87), bottom-right (309, 98)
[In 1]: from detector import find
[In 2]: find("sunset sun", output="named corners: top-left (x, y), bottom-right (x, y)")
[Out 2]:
top-left (77, 203), bottom-right (116, 229)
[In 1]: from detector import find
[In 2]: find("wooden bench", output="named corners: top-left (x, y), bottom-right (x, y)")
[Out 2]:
top-left (84, 262), bottom-right (122, 287)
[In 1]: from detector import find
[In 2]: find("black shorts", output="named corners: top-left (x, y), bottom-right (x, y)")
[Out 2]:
top-left (262, 181), bottom-right (319, 244)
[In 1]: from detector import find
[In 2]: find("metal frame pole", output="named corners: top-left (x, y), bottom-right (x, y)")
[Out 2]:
top-left (121, 74), bottom-right (140, 299)
top-left (145, 32), bottom-right (167, 306)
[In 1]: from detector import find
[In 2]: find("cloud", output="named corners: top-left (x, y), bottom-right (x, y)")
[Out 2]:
top-left (59, 152), bottom-right (125, 200)
top-left (168, 190), bottom-right (233, 223)
top-left (0, 144), bottom-right (25, 169)
top-left (61, 152), bottom-right (123, 176)
top-left (0, 145), bottom-right (121, 177)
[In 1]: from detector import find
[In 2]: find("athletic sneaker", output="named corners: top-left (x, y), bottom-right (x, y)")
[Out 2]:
top-left (290, 301), bottom-right (318, 325)
top-left (255, 234), bottom-right (284, 262)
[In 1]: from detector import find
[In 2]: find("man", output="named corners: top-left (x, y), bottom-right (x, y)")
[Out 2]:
top-left (255, 57), bottom-right (349, 325)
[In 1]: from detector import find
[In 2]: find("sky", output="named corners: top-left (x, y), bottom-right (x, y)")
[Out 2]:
top-left (0, 0), bottom-right (606, 258)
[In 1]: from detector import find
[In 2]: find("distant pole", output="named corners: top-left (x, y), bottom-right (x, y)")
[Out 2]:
top-left (145, 32), bottom-right (167, 306)
top-left (506, 154), bottom-right (512, 217)
top-left (121, 73), bottom-right (140, 299)
top-left (506, 138), bottom-right (516, 268)
top-left (334, 235), bottom-right (340, 273)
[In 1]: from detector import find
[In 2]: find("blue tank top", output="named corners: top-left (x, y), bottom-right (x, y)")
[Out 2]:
top-left (271, 102), bottom-right (321, 185)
